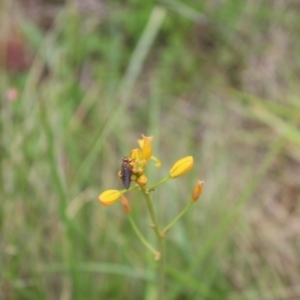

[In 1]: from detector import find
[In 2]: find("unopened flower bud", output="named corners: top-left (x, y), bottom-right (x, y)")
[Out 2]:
top-left (136, 174), bottom-right (148, 186)
top-left (169, 156), bottom-right (194, 178)
top-left (98, 190), bottom-right (121, 206)
top-left (191, 180), bottom-right (204, 202)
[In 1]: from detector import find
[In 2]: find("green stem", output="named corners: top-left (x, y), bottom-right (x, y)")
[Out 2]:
top-left (140, 186), bottom-right (165, 300)
top-left (128, 215), bottom-right (160, 259)
top-left (120, 185), bottom-right (140, 194)
top-left (148, 176), bottom-right (170, 191)
top-left (161, 201), bottom-right (193, 236)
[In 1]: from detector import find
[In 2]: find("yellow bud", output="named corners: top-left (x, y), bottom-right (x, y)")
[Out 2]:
top-left (169, 156), bottom-right (194, 178)
top-left (136, 174), bottom-right (148, 186)
top-left (98, 190), bottom-right (121, 206)
top-left (191, 180), bottom-right (204, 202)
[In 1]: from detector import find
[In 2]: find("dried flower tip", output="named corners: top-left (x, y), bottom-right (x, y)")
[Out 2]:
top-left (169, 156), bottom-right (194, 178)
top-left (120, 195), bottom-right (131, 214)
top-left (98, 190), bottom-right (121, 206)
top-left (191, 180), bottom-right (204, 202)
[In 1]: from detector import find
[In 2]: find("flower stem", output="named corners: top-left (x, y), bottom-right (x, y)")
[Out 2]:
top-left (128, 215), bottom-right (160, 258)
top-left (140, 186), bottom-right (165, 300)
top-left (161, 201), bottom-right (193, 236)
top-left (148, 176), bottom-right (170, 191)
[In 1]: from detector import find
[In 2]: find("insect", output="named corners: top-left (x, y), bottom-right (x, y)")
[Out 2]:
top-left (120, 157), bottom-right (133, 189)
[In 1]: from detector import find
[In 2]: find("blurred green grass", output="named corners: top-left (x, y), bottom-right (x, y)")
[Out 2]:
top-left (1, 0), bottom-right (300, 299)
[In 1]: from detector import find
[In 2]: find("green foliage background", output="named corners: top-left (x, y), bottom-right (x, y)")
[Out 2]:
top-left (1, 0), bottom-right (300, 299)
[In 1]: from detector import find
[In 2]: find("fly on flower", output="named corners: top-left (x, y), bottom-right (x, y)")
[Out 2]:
top-left (120, 157), bottom-right (133, 189)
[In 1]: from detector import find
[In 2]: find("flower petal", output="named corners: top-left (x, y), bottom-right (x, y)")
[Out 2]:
top-left (130, 148), bottom-right (142, 160)
top-left (151, 156), bottom-right (161, 167)
top-left (138, 134), bottom-right (153, 161)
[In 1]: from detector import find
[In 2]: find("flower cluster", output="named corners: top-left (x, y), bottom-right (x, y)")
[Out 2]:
top-left (98, 134), bottom-right (202, 208)
top-left (98, 134), bottom-right (204, 298)
top-left (116, 135), bottom-right (160, 189)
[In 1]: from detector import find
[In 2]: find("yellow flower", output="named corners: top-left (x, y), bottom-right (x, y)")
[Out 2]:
top-left (136, 134), bottom-right (161, 166)
top-left (129, 134), bottom-right (161, 174)
top-left (111, 134), bottom-right (161, 193)
top-left (191, 180), bottom-right (204, 202)
top-left (169, 156), bottom-right (194, 178)
top-left (98, 190), bottom-right (121, 206)
top-left (137, 134), bottom-right (153, 161)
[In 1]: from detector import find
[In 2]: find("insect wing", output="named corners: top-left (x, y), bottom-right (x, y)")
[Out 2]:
top-left (121, 159), bottom-right (132, 189)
